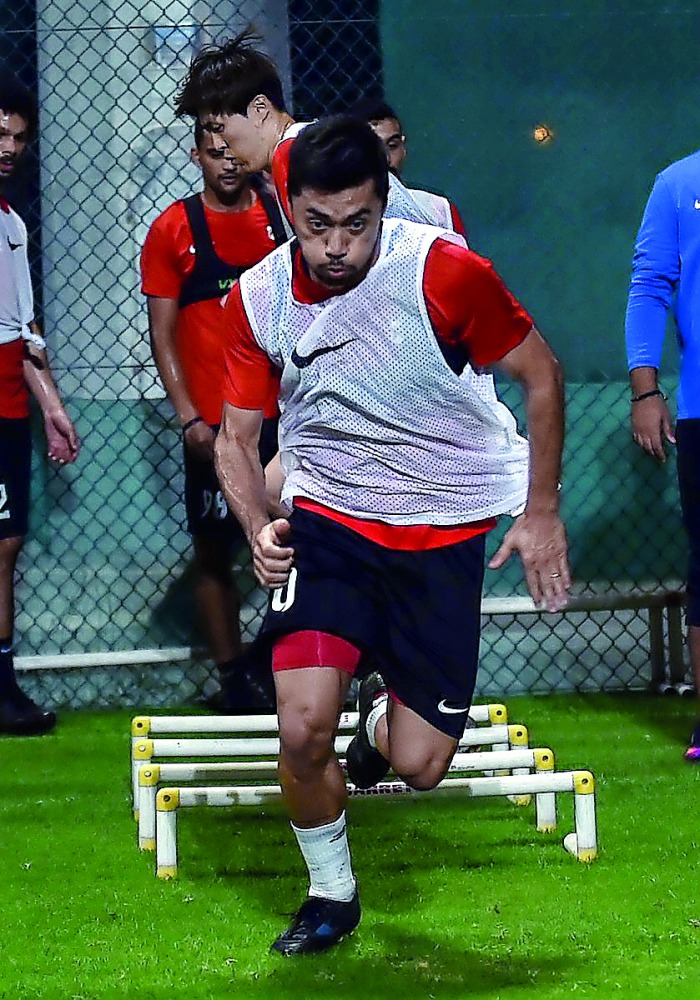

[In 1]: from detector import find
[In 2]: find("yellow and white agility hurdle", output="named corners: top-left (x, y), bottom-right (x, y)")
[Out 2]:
top-left (153, 769), bottom-right (596, 880)
top-left (136, 744), bottom-right (555, 852)
top-left (129, 703), bottom-right (511, 817)
top-left (128, 704), bottom-right (597, 877)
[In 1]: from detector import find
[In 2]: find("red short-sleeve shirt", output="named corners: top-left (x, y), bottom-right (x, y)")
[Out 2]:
top-left (140, 195), bottom-right (277, 423)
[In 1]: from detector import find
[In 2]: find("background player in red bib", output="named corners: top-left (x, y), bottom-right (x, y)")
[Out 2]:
top-left (214, 117), bottom-right (569, 956)
top-left (140, 122), bottom-right (286, 712)
top-left (0, 78), bottom-right (80, 735)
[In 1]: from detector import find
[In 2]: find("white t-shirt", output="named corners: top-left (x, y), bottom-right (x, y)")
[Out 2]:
top-left (0, 204), bottom-right (34, 345)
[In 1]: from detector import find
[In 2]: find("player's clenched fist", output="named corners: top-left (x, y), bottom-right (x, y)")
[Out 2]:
top-left (253, 518), bottom-right (294, 588)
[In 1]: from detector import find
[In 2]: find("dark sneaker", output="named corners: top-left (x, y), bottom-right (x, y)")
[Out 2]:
top-left (345, 671), bottom-right (390, 789)
top-left (271, 892), bottom-right (361, 956)
top-left (0, 684), bottom-right (56, 736)
top-left (215, 644), bottom-right (276, 714)
top-left (684, 721), bottom-right (700, 761)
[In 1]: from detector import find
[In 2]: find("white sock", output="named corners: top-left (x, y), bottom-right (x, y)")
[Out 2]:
top-left (366, 694), bottom-right (388, 750)
top-left (291, 811), bottom-right (356, 902)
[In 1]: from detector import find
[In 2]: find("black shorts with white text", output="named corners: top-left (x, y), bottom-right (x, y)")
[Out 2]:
top-left (261, 505), bottom-right (485, 738)
top-left (0, 417), bottom-right (31, 540)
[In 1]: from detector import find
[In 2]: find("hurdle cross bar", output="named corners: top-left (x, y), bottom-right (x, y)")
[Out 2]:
top-left (130, 715), bottom-right (523, 817)
top-left (130, 704), bottom-right (508, 739)
top-left (136, 744), bottom-right (554, 852)
top-left (154, 769), bottom-right (596, 879)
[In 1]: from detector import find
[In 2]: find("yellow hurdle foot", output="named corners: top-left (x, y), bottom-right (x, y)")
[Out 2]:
top-left (563, 832), bottom-right (597, 863)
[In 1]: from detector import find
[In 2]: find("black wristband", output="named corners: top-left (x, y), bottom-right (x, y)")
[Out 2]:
top-left (182, 416), bottom-right (204, 432)
top-left (630, 389), bottom-right (666, 404)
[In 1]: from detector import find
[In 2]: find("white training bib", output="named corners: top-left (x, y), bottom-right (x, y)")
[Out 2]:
top-left (240, 218), bottom-right (529, 525)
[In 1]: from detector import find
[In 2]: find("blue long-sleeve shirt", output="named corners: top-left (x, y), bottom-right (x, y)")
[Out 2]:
top-left (625, 149), bottom-right (700, 420)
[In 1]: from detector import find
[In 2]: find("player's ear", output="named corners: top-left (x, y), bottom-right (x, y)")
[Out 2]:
top-left (247, 95), bottom-right (271, 124)
top-left (190, 147), bottom-right (200, 166)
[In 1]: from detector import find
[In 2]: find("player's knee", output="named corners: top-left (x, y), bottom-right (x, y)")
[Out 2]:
top-left (0, 535), bottom-right (24, 573)
top-left (278, 710), bottom-right (335, 773)
top-left (392, 749), bottom-right (451, 792)
top-left (401, 765), bottom-right (446, 792)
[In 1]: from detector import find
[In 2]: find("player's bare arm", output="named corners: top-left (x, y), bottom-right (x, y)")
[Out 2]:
top-left (629, 364), bottom-right (675, 462)
top-left (215, 402), bottom-right (293, 587)
top-left (146, 295), bottom-right (216, 462)
top-left (22, 335), bottom-right (79, 466)
top-left (489, 326), bottom-right (570, 612)
top-left (263, 452), bottom-right (288, 519)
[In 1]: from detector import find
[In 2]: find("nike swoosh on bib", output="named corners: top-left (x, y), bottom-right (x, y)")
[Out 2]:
top-left (291, 338), bottom-right (354, 369)
top-left (7, 239), bottom-right (21, 251)
top-left (437, 700), bottom-right (470, 714)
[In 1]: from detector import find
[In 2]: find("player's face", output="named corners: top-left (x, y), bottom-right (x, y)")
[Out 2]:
top-left (0, 110), bottom-right (29, 183)
top-left (369, 118), bottom-right (406, 177)
top-left (199, 110), bottom-right (269, 173)
top-left (193, 139), bottom-right (249, 206)
top-left (292, 179), bottom-right (384, 292)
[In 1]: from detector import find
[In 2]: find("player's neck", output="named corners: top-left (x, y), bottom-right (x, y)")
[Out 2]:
top-left (200, 185), bottom-right (254, 214)
top-left (267, 112), bottom-right (295, 167)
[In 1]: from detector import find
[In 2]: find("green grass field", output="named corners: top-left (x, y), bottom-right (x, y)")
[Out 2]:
top-left (2, 694), bottom-right (700, 1000)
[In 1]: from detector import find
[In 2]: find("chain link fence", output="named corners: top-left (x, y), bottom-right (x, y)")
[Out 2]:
top-left (1, 1), bottom-right (690, 710)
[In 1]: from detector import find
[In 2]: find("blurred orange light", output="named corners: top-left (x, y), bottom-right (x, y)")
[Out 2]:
top-left (533, 124), bottom-right (554, 143)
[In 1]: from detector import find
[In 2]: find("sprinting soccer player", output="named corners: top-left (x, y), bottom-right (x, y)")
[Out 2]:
top-left (175, 28), bottom-right (452, 234)
top-left (214, 116), bottom-right (570, 955)
top-left (351, 96), bottom-right (467, 237)
top-left (625, 151), bottom-right (700, 760)
top-left (140, 123), bottom-right (287, 713)
top-left (0, 78), bottom-right (80, 735)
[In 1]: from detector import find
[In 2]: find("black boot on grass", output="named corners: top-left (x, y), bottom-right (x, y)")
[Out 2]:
top-left (0, 644), bottom-right (56, 736)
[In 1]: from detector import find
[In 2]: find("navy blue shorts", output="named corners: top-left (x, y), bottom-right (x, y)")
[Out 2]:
top-left (677, 419), bottom-right (700, 626)
top-left (261, 506), bottom-right (485, 738)
top-left (0, 417), bottom-right (31, 540)
top-left (183, 417), bottom-right (279, 543)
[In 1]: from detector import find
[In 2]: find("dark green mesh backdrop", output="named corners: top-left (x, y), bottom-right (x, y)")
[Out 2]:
top-left (1, 0), bottom-right (690, 708)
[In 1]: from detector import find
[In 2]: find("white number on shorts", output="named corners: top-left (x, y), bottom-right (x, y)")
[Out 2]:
top-left (271, 566), bottom-right (298, 612)
top-left (202, 490), bottom-right (228, 521)
top-left (214, 491), bottom-right (228, 520)
top-left (0, 484), bottom-right (10, 520)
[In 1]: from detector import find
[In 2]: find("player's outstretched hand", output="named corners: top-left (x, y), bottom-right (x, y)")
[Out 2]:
top-left (253, 518), bottom-right (294, 589)
top-left (631, 396), bottom-right (675, 462)
top-left (44, 408), bottom-right (80, 466)
top-left (488, 510), bottom-right (570, 612)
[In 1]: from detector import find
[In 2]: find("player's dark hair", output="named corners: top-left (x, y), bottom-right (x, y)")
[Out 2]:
top-left (175, 26), bottom-right (286, 118)
top-left (0, 76), bottom-right (38, 139)
top-left (193, 120), bottom-right (204, 148)
top-left (350, 97), bottom-right (401, 129)
top-left (288, 115), bottom-right (389, 206)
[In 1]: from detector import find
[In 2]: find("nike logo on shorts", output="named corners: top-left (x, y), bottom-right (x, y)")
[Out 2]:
top-left (437, 699), bottom-right (470, 715)
top-left (291, 339), bottom-right (354, 369)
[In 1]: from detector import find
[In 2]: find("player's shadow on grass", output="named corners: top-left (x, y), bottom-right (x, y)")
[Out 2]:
top-left (180, 807), bottom-right (580, 997)
top-left (185, 799), bottom-right (537, 889)
top-left (262, 924), bottom-right (578, 999)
